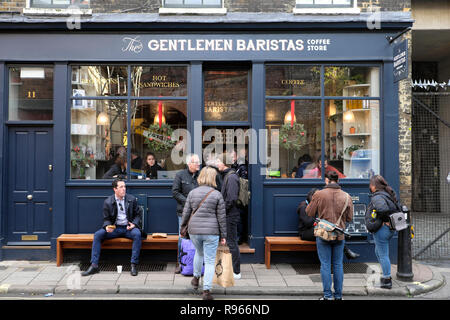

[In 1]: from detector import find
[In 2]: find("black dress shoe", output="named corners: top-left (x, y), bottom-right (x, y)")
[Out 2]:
top-left (81, 265), bottom-right (99, 276)
top-left (344, 246), bottom-right (360, 260)
top-left (131, 263), bottom-right (138, 276)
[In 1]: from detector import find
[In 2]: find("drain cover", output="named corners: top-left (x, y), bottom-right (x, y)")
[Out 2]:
top-left (80, 262), bottom-right (167, 272)
top-left (292, 263), bottom-right (369, 275)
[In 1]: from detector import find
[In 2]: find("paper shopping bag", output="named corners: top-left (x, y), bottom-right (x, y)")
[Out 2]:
top-left (213, 245), bottom-right (235, 288)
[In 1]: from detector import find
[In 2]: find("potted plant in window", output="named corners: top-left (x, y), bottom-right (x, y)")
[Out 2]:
top-left (344, 144), bottom-right (361, 158)
top-left (71, 145), bottom-right (96, 179)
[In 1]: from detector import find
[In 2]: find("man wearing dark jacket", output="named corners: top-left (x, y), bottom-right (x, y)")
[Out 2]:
top-left (172, 153), bottom-right (200, 273)
top-left (216, 154), bottom-right (241, 279)
top-left (82, 179), bottom-right (144, 277)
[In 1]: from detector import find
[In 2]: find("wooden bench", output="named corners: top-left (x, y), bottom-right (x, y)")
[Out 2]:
top-left (265, 236), bottom-right (316, 269)
top-left (56, 234), bottom-right (179, 267)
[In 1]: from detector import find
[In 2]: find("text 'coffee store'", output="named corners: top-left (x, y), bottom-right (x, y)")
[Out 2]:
top-left (0, 13), bottom-right (412, 263)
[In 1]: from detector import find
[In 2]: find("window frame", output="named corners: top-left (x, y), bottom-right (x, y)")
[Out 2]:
top-left (264, 62), bottom-right (382, 181)
top-left (28, 0), bottom-right (90, 9)
top-left (68, 63), bottom-right (189, 182)
top-left (295, 0), bottom-right (355, 9)
top-left (163, 0), bottom-right (223, 9)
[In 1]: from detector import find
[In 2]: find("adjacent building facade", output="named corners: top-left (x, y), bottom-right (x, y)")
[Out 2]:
top-left (0, 0), bottom-right (415, 263)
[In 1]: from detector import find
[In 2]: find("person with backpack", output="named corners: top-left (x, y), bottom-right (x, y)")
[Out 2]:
top-left (216, 153), bottom-right (242, 280)
top-left (366, 175), bottom-right (400, 289)
top-left (180, 166), bottom-right (227, 300)
top-left (306, 171), bottom-right (354, 300)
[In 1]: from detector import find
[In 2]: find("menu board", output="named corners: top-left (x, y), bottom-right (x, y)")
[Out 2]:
top-left (345, 203), bottom-right (368, 234)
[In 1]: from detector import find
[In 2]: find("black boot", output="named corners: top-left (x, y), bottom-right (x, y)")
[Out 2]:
top-left (344, 246), bottom-right (360, 260)
top-left (81, 264), bottom-right (99, 276)
top-left (131, 263), bottom-right (138, 276)
top-left (380, 277), bottom-right (392, 289)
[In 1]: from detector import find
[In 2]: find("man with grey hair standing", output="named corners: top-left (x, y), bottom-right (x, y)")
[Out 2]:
top-left (172, 153), bottom-right (200, 274)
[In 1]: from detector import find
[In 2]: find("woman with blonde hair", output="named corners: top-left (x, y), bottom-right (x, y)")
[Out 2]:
top-left (180, 166), bottom-right (227, 300)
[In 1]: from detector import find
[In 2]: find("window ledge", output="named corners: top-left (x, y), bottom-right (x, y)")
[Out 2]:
top-left (159, 7), bottom-right (227, 16)
top-left (23, 7), bottom-right (92, 16)
top-left (293, 7), bottom-right (361, 15)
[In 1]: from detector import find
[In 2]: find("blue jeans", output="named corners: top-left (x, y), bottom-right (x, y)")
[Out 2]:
top-left (316, 237), bottom-right (345, 300)
top-left (91, 226), bottom-right (142, 265)
top-left (373, 224), bottom-right (395, 278)
top-left (190, 234), bottom-right (219, 291)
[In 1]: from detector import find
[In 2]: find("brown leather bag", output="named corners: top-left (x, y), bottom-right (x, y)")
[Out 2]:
top-left (180, 189), bottom-right (214, 239)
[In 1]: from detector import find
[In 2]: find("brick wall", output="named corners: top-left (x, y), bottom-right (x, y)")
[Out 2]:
top-left (398, 31), bottom-right (413, 207)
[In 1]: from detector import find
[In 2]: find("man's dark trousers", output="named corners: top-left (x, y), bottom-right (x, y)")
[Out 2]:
top-left (226, 214), bottom-right (241, 274)
top-left (91, 226), bottom-right (142, 265)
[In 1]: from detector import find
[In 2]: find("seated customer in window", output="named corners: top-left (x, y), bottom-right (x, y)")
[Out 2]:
top-left (295, 154), bottom-right (312, 178)
top-left (143, 152), bottom-right (165, 180)
top-left (103, 155), bottom-right (127, 179)
top-left (303, 154), bottom-right (345, 179)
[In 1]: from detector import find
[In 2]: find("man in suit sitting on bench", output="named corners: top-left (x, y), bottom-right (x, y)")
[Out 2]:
top-left (82, 178), bottom-right (144, 277)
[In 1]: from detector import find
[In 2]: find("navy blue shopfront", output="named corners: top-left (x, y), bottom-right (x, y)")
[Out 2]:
top-left (0, 14), bottom-right (412, 263)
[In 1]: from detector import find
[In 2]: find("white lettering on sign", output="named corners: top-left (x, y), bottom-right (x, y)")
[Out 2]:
top-left (122, 37), bottom-right (333, 54)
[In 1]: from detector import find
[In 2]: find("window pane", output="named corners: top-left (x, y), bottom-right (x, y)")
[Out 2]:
top-left (132, 66), bottom-right (187, 97)
top-left (130, 100), bottom-right (188, 179)
top-left (164, 0), bottom-right (184, 5)
top-left (72, 66), bottom-right (128, 97)
top-left (8, 66), bottom-right (53, 121)
top-left (325, 99), bottom-right (380, 179)
top-left (185, 0), bottom-right (203, 5)
top-left (324, 66), bottom-right (380, 97)
top-left (266, 100), bottom-right (321, 178)
top-left (31, 0), bottom-right (90, 7)
top-left (204, 70), bottom-right (248, 121)
top-left (266, 65), bottom-right (321, 96)
top-left (203, 0), bottom-right (221, 5)
top-left (70, 99), bottom-right (128, 180)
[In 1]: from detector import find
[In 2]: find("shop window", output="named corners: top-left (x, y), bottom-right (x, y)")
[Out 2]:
top-left (70, 99), bottom-right (127, 180)
top-left (266, 99), bottom-right (322, 179)
top-left (265, 64), bottom-right (380, 179)
top-left (72, 66), bottom-right (128, 97)
top-left (163, 0), bottom-right (222, 8)
top-left (131, 66), bottom-right (187, 97)
top-left (70, 64), bottom-right (188, 180)
top-left (29, 0), bottom-right (90, 8)
top-left (204, 69), bottom-right (249, 122)
top-left (130, 100), bottom-right (187, 180)
top-left (8, 66), bottom-right (53, 121)
top-left (296, 0), bottom-right (354, 8)
top-left (265, 65), bottom-right (321, 96)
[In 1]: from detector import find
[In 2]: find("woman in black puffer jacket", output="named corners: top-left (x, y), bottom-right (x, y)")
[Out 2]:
top-left (367, 175), bottom-right (401, 289)
top-left (180, 166), bottom-right (227, 300)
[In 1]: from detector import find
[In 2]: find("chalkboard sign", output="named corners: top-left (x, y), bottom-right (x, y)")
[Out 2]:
top-left (345, 203), bottom-right (368, 234)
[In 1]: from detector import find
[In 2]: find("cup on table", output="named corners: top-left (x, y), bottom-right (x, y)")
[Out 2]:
top-left (117, 265), bottom-right (122, 274)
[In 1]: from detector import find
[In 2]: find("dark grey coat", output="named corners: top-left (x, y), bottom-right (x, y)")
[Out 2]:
top-left (172, 168), bottom-right (199, 217)
top-left (367, 190), bottom-right (400, 222)
top-left (180, 185), bottom-right (227, 239)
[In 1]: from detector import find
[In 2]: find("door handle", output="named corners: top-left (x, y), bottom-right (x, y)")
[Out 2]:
top-left (49, 165), bottom-right (53, 172)
top-left (27, 195), bottom-right (33, 200)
